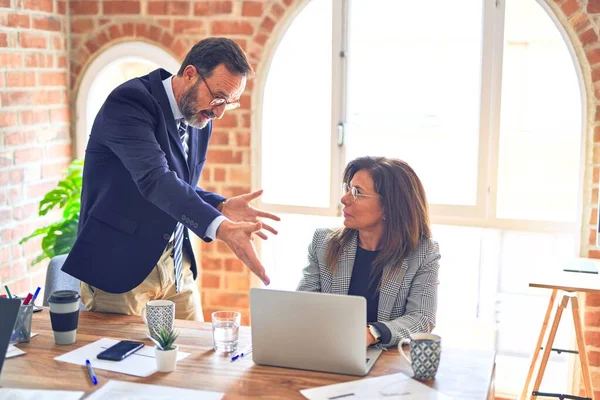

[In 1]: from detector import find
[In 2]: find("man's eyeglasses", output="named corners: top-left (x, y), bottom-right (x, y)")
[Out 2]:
top-left (198, 70), bottom-right (241, 111)
top-left (342, 183), bottom-right (379, 203)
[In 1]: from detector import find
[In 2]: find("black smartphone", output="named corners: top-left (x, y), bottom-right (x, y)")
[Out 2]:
top-left (97, 340), bottom-right (145, 361)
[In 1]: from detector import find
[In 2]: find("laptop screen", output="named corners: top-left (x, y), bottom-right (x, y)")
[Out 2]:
top-left (0, 298), bottom-right (21, 376)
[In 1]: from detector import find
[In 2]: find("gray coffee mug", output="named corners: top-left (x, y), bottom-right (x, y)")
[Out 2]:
top-left (399, 333), bottom-right (442, 380)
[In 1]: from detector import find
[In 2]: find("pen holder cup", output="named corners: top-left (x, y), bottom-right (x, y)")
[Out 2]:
top-left (10, 303), bottom-right (33, 344)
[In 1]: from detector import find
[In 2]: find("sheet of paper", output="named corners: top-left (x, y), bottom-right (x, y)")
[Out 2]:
top-left (0, 389), bottom-right (84, 400)
top-left (85, 380), bottom-right (223, 400)
top-left (6, 344), bottom-right (26, 359)
top-left (300, 372), bottom-right (454, 400)
top-left (54, 338), bottom-right (190, 378)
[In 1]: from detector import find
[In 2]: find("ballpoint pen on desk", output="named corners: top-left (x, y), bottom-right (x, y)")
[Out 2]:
top-left (86, 359), bottom-right (98, 385)
top-left (231, 345), bottom-right (252, 362)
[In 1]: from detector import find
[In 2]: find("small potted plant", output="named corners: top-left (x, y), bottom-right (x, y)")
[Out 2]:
top-left (150, 327), bottom-right (180, 372)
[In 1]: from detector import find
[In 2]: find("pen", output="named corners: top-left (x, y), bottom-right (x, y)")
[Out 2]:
top-left (231, 345), bottom-right (252, 362)
top-left (4, 285), bottom-right (12, 299)
top-left (328, 394), bottom-right (356, 399)
top-left (23, 293), bottom-right (32, 305)
top-left (30, 287), bottom-right (41, 305)
top-left (86, 359), bottom-right (98, 385)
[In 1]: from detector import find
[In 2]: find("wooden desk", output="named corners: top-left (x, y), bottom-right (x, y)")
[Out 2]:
top-left (1, 311), bottom-right (495, 399)
top-left (523, 268), bottom-right (600, 400)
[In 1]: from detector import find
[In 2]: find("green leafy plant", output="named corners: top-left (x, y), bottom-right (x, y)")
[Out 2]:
top-left (151, 327), bottom-right (180, 351)
top-left (19, 159), bottom-right (83, 265)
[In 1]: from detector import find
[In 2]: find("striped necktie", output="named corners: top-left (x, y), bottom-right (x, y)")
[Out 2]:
top-left (173, 119), bottom-right (188, 293)
top-left (178, 118), bottom-right (189, 158)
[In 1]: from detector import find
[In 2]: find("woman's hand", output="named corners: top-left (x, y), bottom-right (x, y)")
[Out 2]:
top-left (366, 327), bottom-right (377, 346)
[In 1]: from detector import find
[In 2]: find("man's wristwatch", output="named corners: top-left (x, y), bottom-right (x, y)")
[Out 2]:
top-left (368, 324), bottom-right (382, 344)
top-left (216, 200), bottom-right (226, 212)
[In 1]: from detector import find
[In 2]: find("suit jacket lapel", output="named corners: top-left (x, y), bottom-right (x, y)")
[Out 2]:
top-left (377, 258), bottom-right (408, 321)
top-left (331, 232), bottom-right (358, 295)
top-left (149, 69), bottom-right (189, 181)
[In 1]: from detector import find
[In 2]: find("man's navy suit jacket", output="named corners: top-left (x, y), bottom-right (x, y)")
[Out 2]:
top-left (62, 68), bottom-right (226, 293)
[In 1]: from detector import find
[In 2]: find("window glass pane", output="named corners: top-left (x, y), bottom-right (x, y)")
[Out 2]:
top-left (87, 58), bottom-right (158, 137)
top-left (431, 225), bottom-right (481, 320)
top-left (497, 0), bottom-right (582, 222)
top-left (261, 213), bottom-right (342, 290)
top-left (346, 0), bottom-right (483, 206)
top-left (498, 230), bottom-right (576, 295)
top-left (260, 0), bottom-right (332, 207)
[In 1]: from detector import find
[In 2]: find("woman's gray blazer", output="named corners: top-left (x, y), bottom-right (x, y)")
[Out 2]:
top-left (297, 228), bottom-right (440, 347)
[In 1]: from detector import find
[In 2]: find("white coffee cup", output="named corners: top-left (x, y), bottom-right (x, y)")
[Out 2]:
top-left (48, 290), bottom-right (81, 345)
top-left (141, 300), bottom-right (175, 339)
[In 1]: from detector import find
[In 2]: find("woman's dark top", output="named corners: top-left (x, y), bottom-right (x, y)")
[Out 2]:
top-left (348, 246), bottom-right (382, 324)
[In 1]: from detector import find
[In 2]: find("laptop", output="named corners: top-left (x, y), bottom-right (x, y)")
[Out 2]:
top-left (250, 288), bottom-right (383, 376)
top-left (0, 298), bottom-right (21, 376)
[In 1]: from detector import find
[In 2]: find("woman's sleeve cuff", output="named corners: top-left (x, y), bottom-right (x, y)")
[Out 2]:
top-left (371, 322), bottom-right (392, 345)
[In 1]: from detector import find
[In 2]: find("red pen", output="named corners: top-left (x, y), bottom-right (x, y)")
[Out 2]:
top-left (23, 293), bottom-right (33, 305)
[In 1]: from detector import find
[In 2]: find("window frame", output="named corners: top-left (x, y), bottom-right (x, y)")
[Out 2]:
top-left (253, 0), bottom-right (587, 235)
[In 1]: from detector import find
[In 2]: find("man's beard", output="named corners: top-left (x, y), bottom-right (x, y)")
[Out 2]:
top-left (179, 81), bottom-right (214, 129)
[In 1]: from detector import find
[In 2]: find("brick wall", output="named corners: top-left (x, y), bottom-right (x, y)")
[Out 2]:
top-left (0, 0), bottom-right (70, 301)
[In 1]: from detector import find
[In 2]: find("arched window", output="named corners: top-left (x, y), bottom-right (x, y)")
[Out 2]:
top-left (75, 42), bottom-right (180, 158)
top-left (258, 0), bottom-right (584, 396)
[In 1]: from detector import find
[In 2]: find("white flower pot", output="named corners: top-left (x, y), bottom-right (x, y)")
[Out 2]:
top-left (155, 345), bottom-right (178, 372)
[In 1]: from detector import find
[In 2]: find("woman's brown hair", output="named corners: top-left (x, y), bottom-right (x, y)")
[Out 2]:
top-left (325, 156), bottom-right (431, 287)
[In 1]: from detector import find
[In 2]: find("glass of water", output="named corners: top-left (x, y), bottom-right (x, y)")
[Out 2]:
top-left (212, 311), bottom-right (241, 354)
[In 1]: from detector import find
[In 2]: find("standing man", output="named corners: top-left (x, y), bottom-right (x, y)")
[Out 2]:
top-left (62, 37), bottom-right (279, 320)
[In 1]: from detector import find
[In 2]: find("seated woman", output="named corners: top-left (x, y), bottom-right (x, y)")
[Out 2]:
top-left (297, 156), bottom-right (440, 348)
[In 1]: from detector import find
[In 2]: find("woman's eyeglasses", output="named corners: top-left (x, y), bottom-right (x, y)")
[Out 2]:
top-left (342, 183), bottom-right (378, 203)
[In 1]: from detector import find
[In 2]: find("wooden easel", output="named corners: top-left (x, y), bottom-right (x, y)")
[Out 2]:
top-left (521, 289), bottom-right (594, 400)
